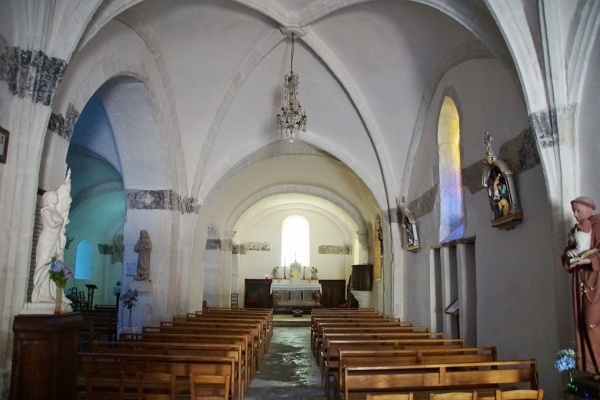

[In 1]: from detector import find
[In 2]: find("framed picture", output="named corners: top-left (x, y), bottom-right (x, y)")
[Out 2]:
top-left (0, 126), bottom-right (9, 164)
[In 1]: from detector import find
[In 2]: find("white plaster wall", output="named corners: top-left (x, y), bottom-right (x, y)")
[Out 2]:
top-left (404, 57), bottom-right (563, 396)
top-left (578, 27), bottom-right (600, 203)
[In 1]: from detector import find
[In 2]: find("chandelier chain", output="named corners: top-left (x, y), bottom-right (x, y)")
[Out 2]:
top-left (276, 32), bottom-right (307, 142)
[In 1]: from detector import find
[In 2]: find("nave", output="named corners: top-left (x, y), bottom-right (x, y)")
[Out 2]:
top-left (245, 319), bottom-right (325, 400)
top-left (70, 308), bottom-right (546, 399)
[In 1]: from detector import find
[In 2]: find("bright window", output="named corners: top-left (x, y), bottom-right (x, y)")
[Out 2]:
top-left (438, 96), bottom-right (464, 243)
top-left (75, 240), bottom-right (93, 279)
top-left (281, 215), bottom-right (310, 266)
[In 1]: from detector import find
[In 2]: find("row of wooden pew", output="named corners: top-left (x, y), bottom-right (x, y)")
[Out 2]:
top-left (310, 308), bottom-right (542, 400)
top-left (76, 307), bottom-right (273, 400)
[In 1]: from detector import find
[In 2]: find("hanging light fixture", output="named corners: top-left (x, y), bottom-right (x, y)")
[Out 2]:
top-left (276, 33), bottom-right (307, 142)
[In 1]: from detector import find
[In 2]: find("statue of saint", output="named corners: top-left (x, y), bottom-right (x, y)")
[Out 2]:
top-left (134, 229), bottom-right (152, 281)
top-left (563, 196), bottom-right (600, 375)
top-left (31, 170), bottom-right (72, 306)
top-left (272, 290), bottom-right (281, 306)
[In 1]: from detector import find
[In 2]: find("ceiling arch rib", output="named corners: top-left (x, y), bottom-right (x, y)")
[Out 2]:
top-left (401, 40), bottom-right (497, 197)
top-left (226, 184), bottom-right (367, 236)
top-left (301, 29), bottom-right (394, 211)
top-left (192, 29), bottom-right (285, 200)
top-left (411, 0), bottom-right (511, 63)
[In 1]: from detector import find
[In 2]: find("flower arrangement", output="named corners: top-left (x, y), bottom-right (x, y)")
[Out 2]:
top-left (556, 348), bottom-right (579, 394)
top-left (555, 348), bottom-right (577, 372)
top-left (48, 257), bottom-right (73, 289)
top-left (121, 288), bottom-right (139, 327)
top-left (122, 289), bottom-right (139, 310)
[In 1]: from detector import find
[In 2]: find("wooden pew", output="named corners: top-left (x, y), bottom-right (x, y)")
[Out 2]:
top-left (200, 308), bottom-right (273, 347)
top-left (329, 347), bottom-right (497, 399)
top-left (187, 312), bottom-right (272, 350)
top-left (314, 324), bottom-right (428, 359)
top-left (90, 340), bottom-right (245, 400)
top-left (145, 324), bottom-right (264, 372)
top-left (318, 332), bottom-right (445, 367)
top-left (120, 332), bottom-right (255, 382)
top-left (77, 353), bottom-right (236, 400)
top-left (78, 307), bottom-right (118, 349)
top-left (342, 360), bottom-right (539, 400)
top-left (313, 321), bottom-right (417, 349)
top-left (165, 319), bottom-right (266, 364)
top-left (321, 337), bottom-right (464, 392)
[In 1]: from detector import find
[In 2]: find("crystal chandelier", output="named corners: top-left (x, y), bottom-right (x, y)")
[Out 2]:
top-left (276, 33), bottom-right (307, 142)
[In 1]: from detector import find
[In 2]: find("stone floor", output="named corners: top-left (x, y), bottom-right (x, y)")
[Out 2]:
top-left (245, 321), bottom-right (327, 400)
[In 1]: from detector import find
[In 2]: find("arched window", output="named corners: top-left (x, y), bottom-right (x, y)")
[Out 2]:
top-left (281, 215), bottom-right (310, 266)
top-left (75, 240), bottom-right (93, 279)
top-left (438, 96), bottom-right (464, 243)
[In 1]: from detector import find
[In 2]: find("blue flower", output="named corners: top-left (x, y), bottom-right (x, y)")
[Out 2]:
top-left (555, 348), bottom-right (577, 372)
top-left (48, 257), bottom-right (73, 289)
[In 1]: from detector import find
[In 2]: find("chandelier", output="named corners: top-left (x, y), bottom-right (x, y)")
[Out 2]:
top-left (276, 33), bottom-right (307, 142)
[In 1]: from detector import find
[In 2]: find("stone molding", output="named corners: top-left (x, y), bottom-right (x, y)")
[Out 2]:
top-left (125, 189), bottom-right (200, 214)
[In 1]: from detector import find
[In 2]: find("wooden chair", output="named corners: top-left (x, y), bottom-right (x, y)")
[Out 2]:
top-left (189, 374), bottom-right (230, 400)
top-left (366, 394), bottom-right (414, 400)
top-left (495, 389), bottom-right (543, 399)
top-left (430, 392), bottom-right (478, 399)
top-left (136, 371), bottom-right (175, 400)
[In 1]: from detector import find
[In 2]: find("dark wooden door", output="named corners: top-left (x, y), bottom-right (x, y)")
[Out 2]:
top-left (319, 279), bottom-right (346, 308)
top-left (244, 279), bottom-right (272, 308)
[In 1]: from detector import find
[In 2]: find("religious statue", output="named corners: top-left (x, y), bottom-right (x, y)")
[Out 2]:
top-left (111, 234), bottom-right (124, 264)
top-left (562, 196), bottom-right (600, 375)
top-left (31, 170), bottom-right (72, 308)
top-left (311, 267), bottom-right (318, 280)
top-left (271, 266), bottom-right (280, 280)
top-left (272, 290), bottom-right (281, 306)
top-left (134, 229), bottom-right (152, 281)
top-left (312, 290), bottom-right (322, 304)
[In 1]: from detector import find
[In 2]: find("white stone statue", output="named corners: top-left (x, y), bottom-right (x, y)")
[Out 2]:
top-left (30, 170), bottom-right (72, 310)
top-left (134, 229), bottom-right (152, 281)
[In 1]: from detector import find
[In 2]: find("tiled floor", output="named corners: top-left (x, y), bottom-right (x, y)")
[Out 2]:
top-left (245, 324), bottom-right (327, 400)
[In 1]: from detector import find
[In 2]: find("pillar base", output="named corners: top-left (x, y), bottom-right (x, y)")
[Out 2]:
top-left (351, 290), bottom-right (373, 308)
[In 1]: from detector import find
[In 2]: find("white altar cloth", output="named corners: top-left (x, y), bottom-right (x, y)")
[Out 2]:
top-left (270, 282), bottom-right (322, 293)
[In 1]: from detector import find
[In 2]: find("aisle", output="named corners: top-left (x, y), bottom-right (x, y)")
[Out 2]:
top-left (245, 326), bottom-right (327, 400)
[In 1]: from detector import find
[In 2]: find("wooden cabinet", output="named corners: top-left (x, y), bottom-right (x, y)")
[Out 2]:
top-left (10, 313), bottom-right (83, 400)
top-left (244, 279), bottom-right (272, 308)
top-left (319, 280), bottom-right (346, 308)
top-left (350, 264), bottom-right (373, 291)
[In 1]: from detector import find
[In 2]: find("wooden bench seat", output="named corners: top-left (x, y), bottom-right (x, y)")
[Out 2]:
top-left (163, 320), bottom-right (266, 364)
top-left (342, 360), bottom-right (539, 400)
top-left (318, 333), bottom-right (445, 367)
top-left (90, 340), bottom-right (246, 399)
top-left (328, 347), bottom-right (497, 399)
top-left (314, 325), bottom-right (430, 359)
top-left (77, 353), bottom-right (236, 400)
top-left (120, 332), bottom-right (256, 381)
top-left (144, 324), bottom-right (263, 372)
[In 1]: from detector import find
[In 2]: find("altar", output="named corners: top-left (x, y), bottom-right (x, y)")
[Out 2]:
top-left (270, 281), bottom-right (322, 313)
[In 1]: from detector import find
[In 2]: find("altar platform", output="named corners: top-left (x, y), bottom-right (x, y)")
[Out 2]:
top-left (270, 280), bottom-right (322, 314)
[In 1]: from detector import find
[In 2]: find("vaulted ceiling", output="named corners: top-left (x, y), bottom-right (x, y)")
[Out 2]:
top-left (67, 0), bottom-right (512, 231)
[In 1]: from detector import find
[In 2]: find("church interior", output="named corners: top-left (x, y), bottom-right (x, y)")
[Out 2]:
top-left (1, 0), bottom-right (600, 398)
